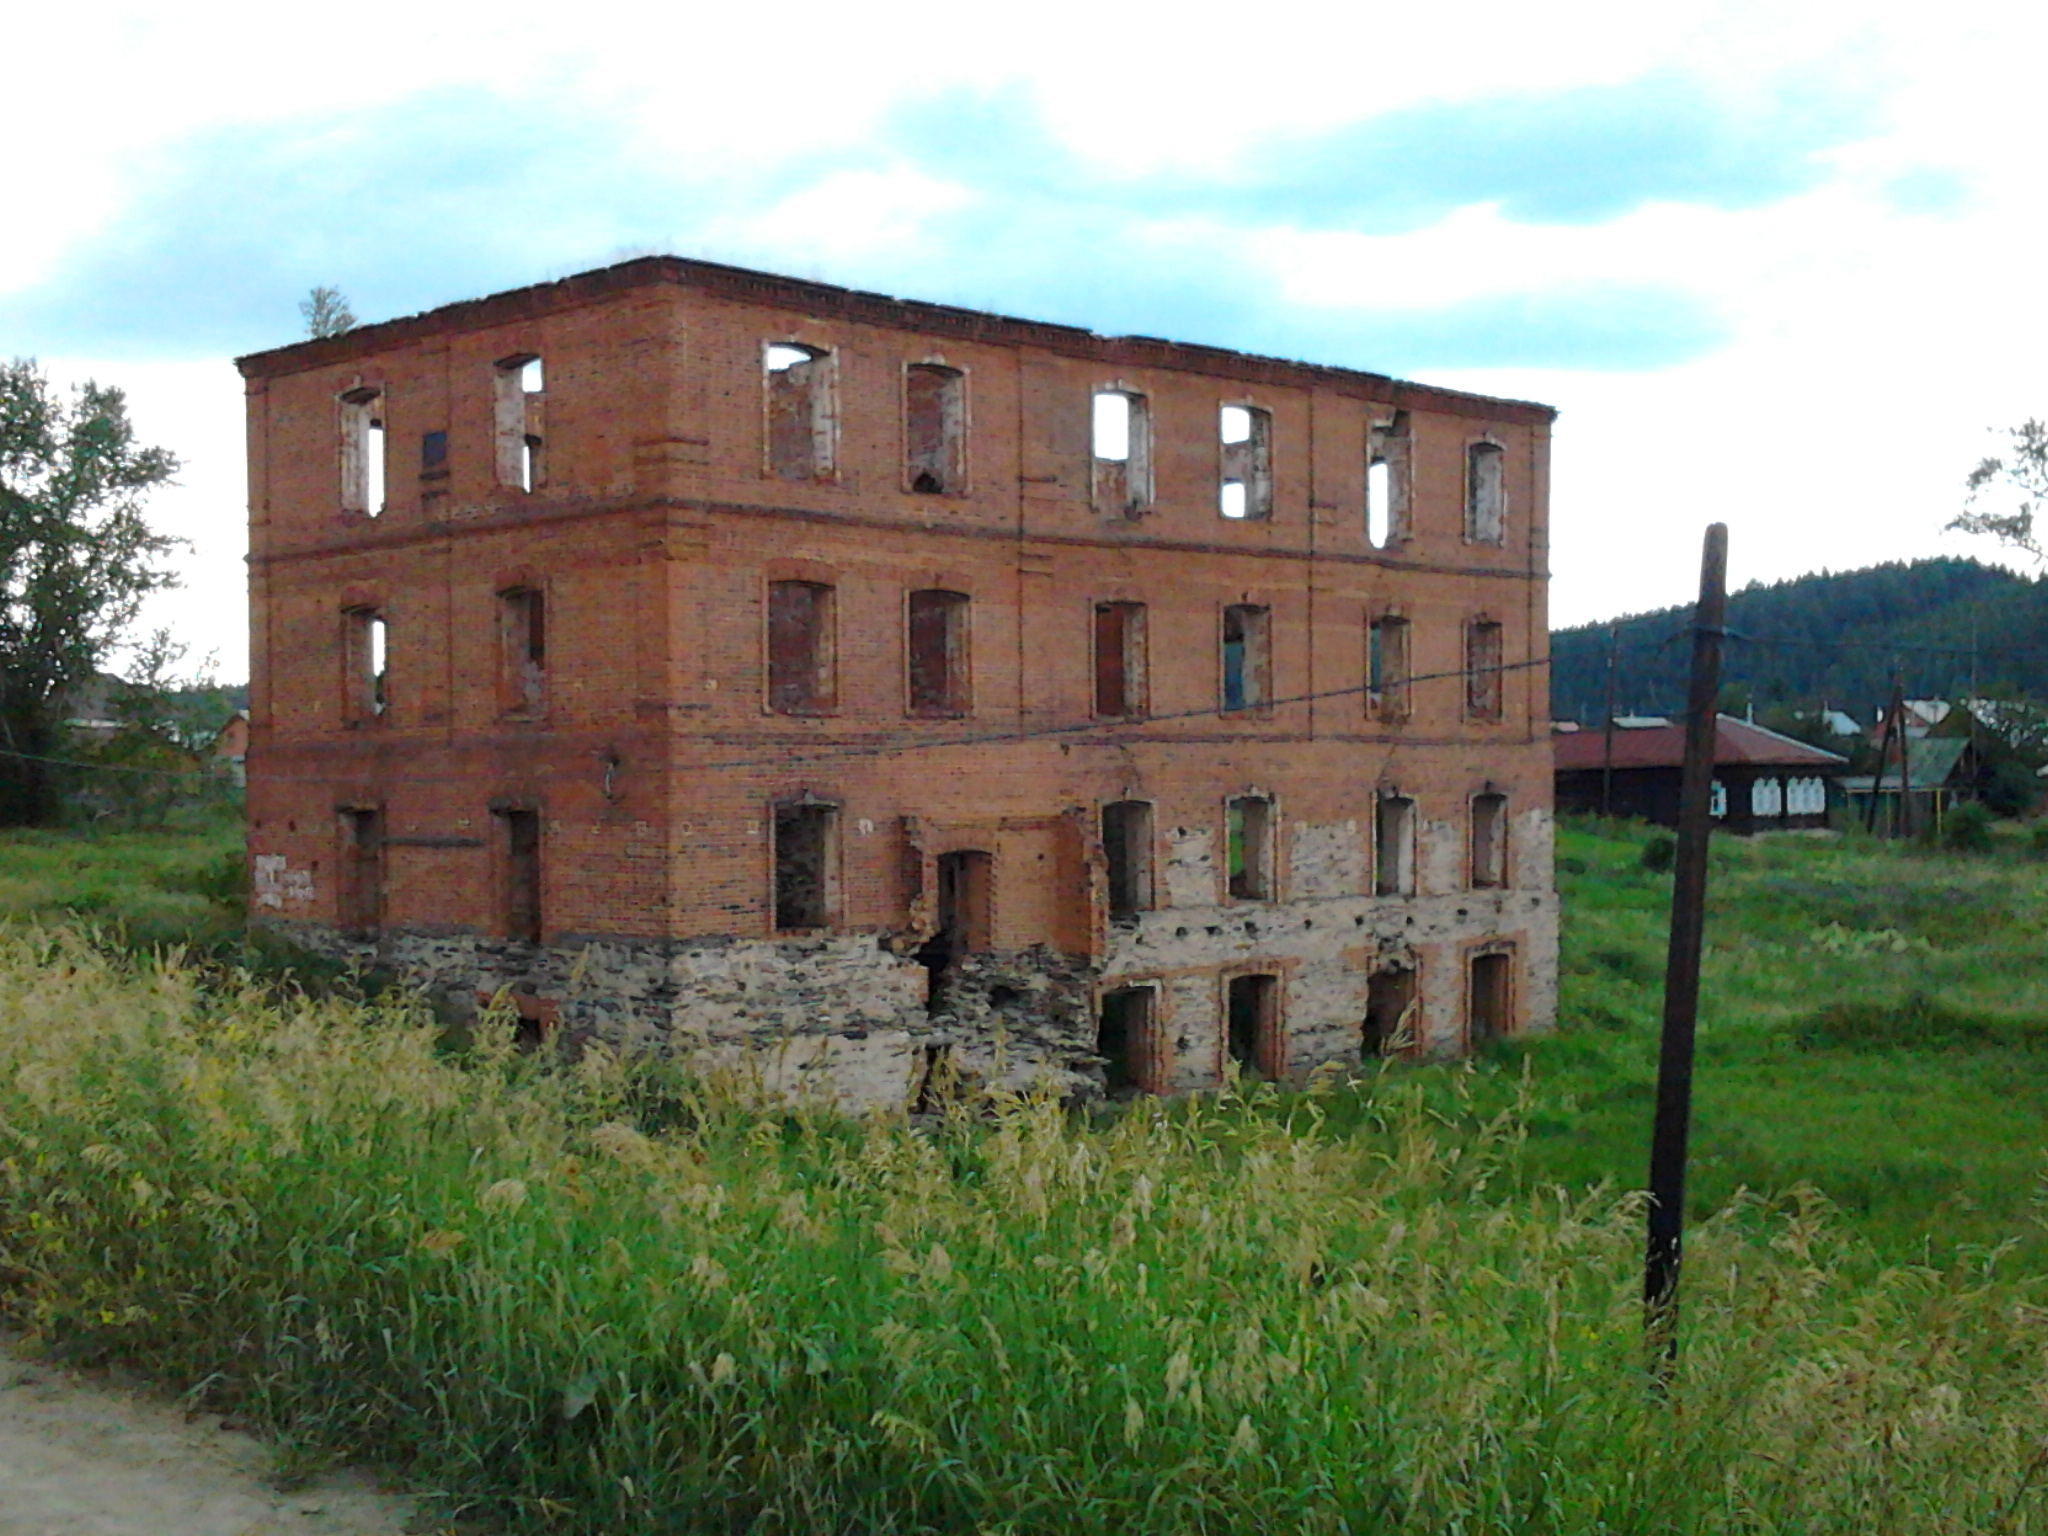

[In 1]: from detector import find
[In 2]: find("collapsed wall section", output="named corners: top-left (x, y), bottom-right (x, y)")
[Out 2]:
top-left (259, 804), bottom-right (1554, 1111)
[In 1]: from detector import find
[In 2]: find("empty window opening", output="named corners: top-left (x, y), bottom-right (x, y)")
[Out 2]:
top-left (1469, 950), bottom-right (1512, 1048)
top-left (766, 343), bottom-right (834, 481)
top-left (907, 589), bottom-right (970, 715)
top-left (1097, 986), bottom-right (1158, 1097)
top-left (339, 388), bottom-right (385, 516)
top-left (1363, 964), bottom-right (1418, 1058)
top-left (905, 364), bottom-right (965, 494)
top-left (1093, 601), bottom-right (1147, 718)
top-left (1219, 405), bottom-right (1272, 520)
top-left (1226, 795), bottom-right (1274, 900)
top-left (1221, 604), bottom-right (1270, 712)
top-left (339, 808), bottom-right (384, 935)
top-left (500, 586), bottom-right (546, 716)
top-left (366, 418), bottom-right (386, 513)
top-left (1367, 413), bottom-right (1410, 545)
top-left (1094, 392), bottom-right (1133, 460)
top-left (1375, 795), bottom-right (1416, 897)
top-left (1465, 440), bottom-right (1505, 544)
top-left (343, 608), bottom-right (387, 722)
top-left (494, 355), bottom-right (545, 492)
top-left (1227, 974), bottom-right (1282, 1081)
top-left (773, 802), bottom-right (836, 931)
top-left (1092, 391), bottom-right (1152, 516)
top-left (421, 430), bottom-right (448, 471)
top-left (1466, 620), bottom-right (1504, 720)
top-left (767, 580), bottom-right (835, 714)
top-left (1369, 615), bottom-right (1411, 721)
top-left (1101, 800), bottom-right (1154, 920)
top-left (1471, 793), bottom-right (1507, 888)
top-left (919, 849), bottom-right (994, 1001)
top-left (500, 809), bottom-right (542, 944)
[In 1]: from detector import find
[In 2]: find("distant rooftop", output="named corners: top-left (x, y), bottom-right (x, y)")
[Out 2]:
top-left (1554, 715), bottom-right (1849, 773)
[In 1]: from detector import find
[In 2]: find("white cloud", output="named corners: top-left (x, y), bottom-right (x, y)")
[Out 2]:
top-left (14, 0), bottom-right (2048, 671)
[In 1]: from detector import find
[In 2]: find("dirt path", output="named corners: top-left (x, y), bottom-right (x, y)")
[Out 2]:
top-left (0, 1338), bottom-right (422, 1536)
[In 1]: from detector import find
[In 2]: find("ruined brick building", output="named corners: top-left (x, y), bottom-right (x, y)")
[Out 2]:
top-left (238, 257), bottom-right (1557, 1106)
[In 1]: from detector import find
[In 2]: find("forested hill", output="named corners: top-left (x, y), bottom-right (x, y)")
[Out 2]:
top-left (1550, 558), bottom-right (2048, 724)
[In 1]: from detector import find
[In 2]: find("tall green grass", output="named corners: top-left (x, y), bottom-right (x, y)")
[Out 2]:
top-left (0, 818), bottom-right (360, 991)
top-left (0, 819), bottom-right (244, 947)
top-left (1497, 818), bottom-right (2048, 1267)
top-left (4, 930), bottom-right (2048, 1533)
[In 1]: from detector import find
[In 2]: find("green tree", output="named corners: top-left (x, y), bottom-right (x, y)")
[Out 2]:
top-left (1951, 419), bottom-right (2048, 561)
top-left (70, 628), bottom-right (238, 829)
top-left (0, 360), bottom-right (180, 825)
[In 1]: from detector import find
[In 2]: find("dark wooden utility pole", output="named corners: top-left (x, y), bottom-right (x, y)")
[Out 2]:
top-left (1601, 625), bottom-right (1619, 816)
top-left (1887, 670), bottom-right (1911, 839)
top-left (1645, 523), bottom-right (1728, 1371)
top-left (1866, 689), bottom-right (1897, 836)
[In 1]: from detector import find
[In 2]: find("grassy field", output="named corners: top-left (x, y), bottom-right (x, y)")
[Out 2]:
top-left (1524, 818), bottom-right (2048, 1266)
top-left (4, 818), bottom-right (2048, 1532)
top-left (0, 816), bottom-right (243, 949)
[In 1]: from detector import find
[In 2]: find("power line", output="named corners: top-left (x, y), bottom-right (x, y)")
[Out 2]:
top-left (676, 655), bottom-right (1552, 776)
top-left (1563, 626), bottom-right (2048, 664)
top-left (1, 654), bottom-right (1552, 785)
top-left (0, 746), bottom-right (224, 780)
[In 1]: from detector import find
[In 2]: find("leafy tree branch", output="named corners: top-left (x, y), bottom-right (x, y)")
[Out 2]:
top-left (1950, 419), bottom-right (2048, 561)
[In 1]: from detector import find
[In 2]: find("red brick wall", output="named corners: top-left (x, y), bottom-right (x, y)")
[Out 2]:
top-left (243, 260), bottom-right (1552, 1030)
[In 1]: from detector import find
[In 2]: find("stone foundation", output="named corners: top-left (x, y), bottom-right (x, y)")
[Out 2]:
top-left (264, 879), bottom-right (1555, 1110)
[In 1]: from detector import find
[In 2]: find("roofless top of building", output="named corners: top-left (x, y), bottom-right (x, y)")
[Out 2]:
top-left (236, 255), bottom-right (1555, 426)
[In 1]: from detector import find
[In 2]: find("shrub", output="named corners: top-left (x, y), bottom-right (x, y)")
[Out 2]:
top-left (1942, 800), bottom-right (1995, 853)
top-left (1640, 833), bottom-right (1676, 872)
top-left (1793, 991), bottom-right (2048, 1052)
top-left (160, 845), bottom-right (246, 906)
top-left (1984, 757), bottom-right (2040, 819)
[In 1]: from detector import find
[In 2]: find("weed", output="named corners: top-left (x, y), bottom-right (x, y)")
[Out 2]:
top-left (4, 933), bottom-right (2048, 1533)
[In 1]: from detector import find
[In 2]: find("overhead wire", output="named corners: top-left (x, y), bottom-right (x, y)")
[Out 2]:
top-left (0, 654), bottom-right (1555, 783)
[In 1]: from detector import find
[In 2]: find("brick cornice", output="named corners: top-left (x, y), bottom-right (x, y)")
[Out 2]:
top-left (235, 256), bottom-right (1556, 427)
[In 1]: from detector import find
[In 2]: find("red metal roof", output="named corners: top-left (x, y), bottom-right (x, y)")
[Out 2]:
top-left (1554, 715), bottom-right (1849, 773)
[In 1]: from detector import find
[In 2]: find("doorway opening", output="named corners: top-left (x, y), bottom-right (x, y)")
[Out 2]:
top-left (1364, 964), bottom-right (1417, 1057)
top-left (1097, 986), bottom-right (1156, 1097)
top-left (1226, 973), bottom-right (1281, 1081)
top-left (918, 849), bottom-right (992, 1010)
top-left (1469, 950), bottom-right (1512, 1049)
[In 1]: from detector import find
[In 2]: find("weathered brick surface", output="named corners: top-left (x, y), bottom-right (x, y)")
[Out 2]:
top-left (239, 257), bottom-right (1559, 1107)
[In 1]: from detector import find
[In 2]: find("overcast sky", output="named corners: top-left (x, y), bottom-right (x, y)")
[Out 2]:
top-left (9, 0), bottom-right (2044, 682)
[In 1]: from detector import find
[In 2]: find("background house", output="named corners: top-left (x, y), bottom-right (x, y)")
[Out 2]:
top-left (1838, 736), bottom-right (1971, 834)
top-left (1554, 715), bottom-right (1847, 833)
